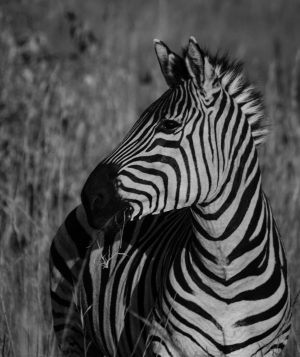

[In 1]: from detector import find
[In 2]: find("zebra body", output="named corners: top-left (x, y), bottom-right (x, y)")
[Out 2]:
top-left (50, 37), bottom-right (291, 356)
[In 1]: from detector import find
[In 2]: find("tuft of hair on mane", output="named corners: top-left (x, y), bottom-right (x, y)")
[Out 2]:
top-left (182, 46), bottom-right (268, 146)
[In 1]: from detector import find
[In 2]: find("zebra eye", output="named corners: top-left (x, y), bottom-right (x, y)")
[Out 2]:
top-left (158, 119), bottom-right (181, 132)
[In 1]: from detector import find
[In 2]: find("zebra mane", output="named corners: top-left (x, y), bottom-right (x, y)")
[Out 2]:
top-left (183, 48), bottom-right (268, 145)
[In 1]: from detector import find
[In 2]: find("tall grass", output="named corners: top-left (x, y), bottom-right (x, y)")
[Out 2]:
top-left (0, 0), bottom-right (299, 355)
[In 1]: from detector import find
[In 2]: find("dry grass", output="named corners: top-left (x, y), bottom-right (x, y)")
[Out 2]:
top-left (0, 0), bottom-right (299, 356)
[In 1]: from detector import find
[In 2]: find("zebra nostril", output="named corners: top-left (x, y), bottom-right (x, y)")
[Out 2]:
top-left (92, 191), bottom-right (109, 212)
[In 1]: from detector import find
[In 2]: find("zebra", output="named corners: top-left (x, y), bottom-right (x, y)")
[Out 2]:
top-left (50, 37), bottom-right (292, 356)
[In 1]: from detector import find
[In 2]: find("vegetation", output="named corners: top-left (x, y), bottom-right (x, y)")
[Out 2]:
top-left (0, 0), bottom-right (299, 355)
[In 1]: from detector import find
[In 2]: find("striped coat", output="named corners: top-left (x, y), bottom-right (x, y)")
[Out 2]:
top-left (50, 37), bottom-right (291, 357)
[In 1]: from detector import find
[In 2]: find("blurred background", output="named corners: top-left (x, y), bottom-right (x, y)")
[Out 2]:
top-left (0, 0), bottom-right (300, 355)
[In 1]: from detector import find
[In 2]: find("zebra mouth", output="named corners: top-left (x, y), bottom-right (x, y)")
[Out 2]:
top-left (85, 196), bottom-right (131, 230)
top-left (113, 205), bottom-right (133, 227)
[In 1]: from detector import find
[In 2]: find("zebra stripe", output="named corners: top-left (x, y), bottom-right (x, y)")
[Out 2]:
top-left (49, 206), bottom-right (102, 356)
top-left (50, 37), bottom-right (291, 356)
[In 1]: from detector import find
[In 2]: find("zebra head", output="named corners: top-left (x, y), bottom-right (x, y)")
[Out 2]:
top-left (81, 37), bottom-right (266, 228)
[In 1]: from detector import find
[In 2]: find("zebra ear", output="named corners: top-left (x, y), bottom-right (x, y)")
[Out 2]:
top-left (154, 39), bottom-right (189, 87)
top-left (185, 36), bottom-right (215, 89)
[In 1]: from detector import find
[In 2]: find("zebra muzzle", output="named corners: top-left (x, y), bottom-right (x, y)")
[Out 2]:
top-left (92, 189), bottom-right (109, 212)
top-left (81, 163), bottom-right (129, 229)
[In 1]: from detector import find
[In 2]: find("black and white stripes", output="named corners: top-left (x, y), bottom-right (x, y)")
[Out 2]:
top-left (50, 37), bottom-right (291, 356)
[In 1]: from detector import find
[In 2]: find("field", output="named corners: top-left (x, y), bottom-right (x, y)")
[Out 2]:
top-left (0, 0), bottom-right (299, 356)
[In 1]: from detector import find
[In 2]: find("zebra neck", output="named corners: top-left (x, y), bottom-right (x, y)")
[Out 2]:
top-left (189, 162), bottom-right (268, 280)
